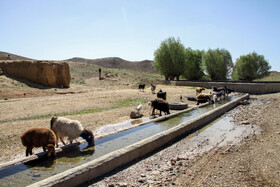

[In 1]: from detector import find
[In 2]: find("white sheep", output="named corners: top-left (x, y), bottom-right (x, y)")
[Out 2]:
top-left (50, 117), bottom-right (94, 147)
top-left (136, 104), bottom-right (142, 114)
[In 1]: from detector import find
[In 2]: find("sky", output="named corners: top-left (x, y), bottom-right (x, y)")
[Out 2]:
top-left (0, 0), bottom-right (280, 71)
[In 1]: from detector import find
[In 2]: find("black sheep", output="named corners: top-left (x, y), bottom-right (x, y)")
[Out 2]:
top-left (225, 86), bottom-right (234, 96)
top-left (138, 84), bottom-right (145, 91)
top-left (157, 89), bottom-right (167, 100)
top-left (150, 98), bottom-right (170, 116)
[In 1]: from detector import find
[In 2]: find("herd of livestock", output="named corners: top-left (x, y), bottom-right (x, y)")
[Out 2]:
top-left (20, 84), bottom-right (234, 159)
top-left (140, 84), bottom-right (234, 117)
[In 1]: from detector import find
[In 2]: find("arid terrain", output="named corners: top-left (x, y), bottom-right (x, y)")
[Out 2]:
top-left (0, 60), bottom-right (280, 186)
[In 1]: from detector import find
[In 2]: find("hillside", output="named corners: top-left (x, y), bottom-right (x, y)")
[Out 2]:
top-left (0, 51), bottom-right (156, 73)
top-left (254, 71), bottom-right (280, 81)
top-left (67, 57), bottom-right (156, 73)
top-left (0, 51), bottom-right (32, 60)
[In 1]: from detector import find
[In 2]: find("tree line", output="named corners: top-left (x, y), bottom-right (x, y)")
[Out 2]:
top-left (153, 37), bottom-right (271, 81)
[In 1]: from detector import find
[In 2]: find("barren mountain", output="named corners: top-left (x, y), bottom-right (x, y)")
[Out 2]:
top-left (0, 51), bottom-right (156, 73)
top-left (67, 57), bottom-right (156, 73)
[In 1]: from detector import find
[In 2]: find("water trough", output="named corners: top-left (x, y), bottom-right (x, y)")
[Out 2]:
top-left (0, 94), bottom-right (249, 186)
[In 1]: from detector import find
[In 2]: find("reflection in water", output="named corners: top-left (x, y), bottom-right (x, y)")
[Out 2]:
top-left (0, 95), bottom-right (243, 186)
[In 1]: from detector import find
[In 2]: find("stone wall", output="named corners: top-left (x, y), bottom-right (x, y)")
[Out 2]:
top-left (0, 60), bottom-right (71, 88)
top-left (170, 81), bottom-right (280, 94)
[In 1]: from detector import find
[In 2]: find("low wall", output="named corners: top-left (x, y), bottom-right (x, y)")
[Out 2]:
top-left (170, 81), bottom-right (280, 94)
top-left (0, 60), bottom-right (71, 88)
top-left (29, 94), bottom-right (249, 187)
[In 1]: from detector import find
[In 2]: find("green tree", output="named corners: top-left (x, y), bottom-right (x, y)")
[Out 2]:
top-left (182, 48), bottom-right (204, 80)
top-left (202, 48), bottom-right (233, 81)
top-left (153, 37), bottom-right (186, 80)
top-left (232, 52), bottom-right (271, 81)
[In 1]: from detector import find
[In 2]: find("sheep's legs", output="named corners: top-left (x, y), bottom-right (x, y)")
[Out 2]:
top-left (26, 147), bottom-right (33, 156)
top-left (55, 134), bottom-right (59, 147)
top-left (152, 108), bottom-right (155, 116)
top-left (60, 137), bottom-right (67, 146)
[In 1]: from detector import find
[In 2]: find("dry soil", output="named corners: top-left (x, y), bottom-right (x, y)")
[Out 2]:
top-left (0, 73), bottom-right (279, 187)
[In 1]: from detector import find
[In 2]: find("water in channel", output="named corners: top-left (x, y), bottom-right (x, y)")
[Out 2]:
top-left (0, 95), bottom-right (241, 186)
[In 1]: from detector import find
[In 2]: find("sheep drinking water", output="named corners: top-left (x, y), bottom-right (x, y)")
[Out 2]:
top-left (196, 93), bottom-right (214, 105)
top-left (50, 117), bottom-right (94, 147)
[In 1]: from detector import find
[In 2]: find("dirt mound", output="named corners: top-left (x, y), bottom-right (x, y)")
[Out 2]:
top-left (0, 60), bottom-right (71, 88)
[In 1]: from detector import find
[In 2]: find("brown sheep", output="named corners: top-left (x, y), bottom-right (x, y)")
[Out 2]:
top-left (196, 87), bottom-right (205, 95)
top-left (150, 98), bottom-right (170, 116)
top-left (20, 128), bottom-right (56, 157)
top-left (196, 93), bottom-right (214, 105)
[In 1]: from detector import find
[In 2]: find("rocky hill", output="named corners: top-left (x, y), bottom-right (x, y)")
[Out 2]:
top-left (67, 57), bottom-right (156, 73)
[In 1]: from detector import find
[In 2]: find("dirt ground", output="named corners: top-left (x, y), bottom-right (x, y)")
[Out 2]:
top-left (0, 73), bottom-right (280, 186)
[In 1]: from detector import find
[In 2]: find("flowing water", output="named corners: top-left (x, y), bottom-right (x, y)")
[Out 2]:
top-left (0, 95), bottom-right (242, 186)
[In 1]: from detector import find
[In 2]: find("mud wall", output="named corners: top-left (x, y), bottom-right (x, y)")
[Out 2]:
top-left (170, 81), bottom-right (280, 94)
top-left (0, 60), bottom-right (71, 88)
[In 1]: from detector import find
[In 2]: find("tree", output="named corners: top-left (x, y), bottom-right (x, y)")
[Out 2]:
top-left (182, 48), bottom-right (204, 80)
top-left (232, 52), bottom-right (271, 81)
top-left (202, 48), bottom-right (233, 81)
top-left (153, 37), bottom-right (185, 80)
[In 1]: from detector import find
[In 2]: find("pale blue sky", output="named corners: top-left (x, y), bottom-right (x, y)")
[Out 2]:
top-left (1, 0), bottom-right (280, 71)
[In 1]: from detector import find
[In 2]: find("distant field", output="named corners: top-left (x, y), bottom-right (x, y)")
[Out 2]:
top-left (254, 71), bottom-right (280, 81)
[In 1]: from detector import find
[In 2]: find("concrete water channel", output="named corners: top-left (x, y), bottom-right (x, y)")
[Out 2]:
top-left (0, 94), bottom-right (248, 186)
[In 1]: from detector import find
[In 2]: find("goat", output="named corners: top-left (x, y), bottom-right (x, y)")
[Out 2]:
top-left (50, 117), bottom-right (94, 147)
top-left (138, 84), bottom-right (145, 91)
top-left (20, 128), bottom-right (56, 157)
top-left (150, 98), bottom-right (170, 116)
top-left (196, 87), bottom-right (205, 95)
top-left (196, 93), bottom-right (214, 105)
top-left (157, 89), bottom-right (167, 100)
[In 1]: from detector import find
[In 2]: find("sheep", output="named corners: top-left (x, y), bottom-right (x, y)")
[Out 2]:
top-left (213, 90), bottom-right (225, 101)
top-left (196, 93), bottom-right (214, 105)
top-left (20, 128), bottom-right (56, 157)
top-left (138, 84), bottom-right (145, 91)
top-left (157, 89), bottom-right (167, 100)
top-left (150, 98), bottom-right (170, 116)
top-left (212, 86), bottom-right (225, 93)
top-left (224, 86), bottom-right (234, 96)
top-left (50, 117), bottom-right (94, 147)
top-left (136, 104), bottom-right (143, 114)
top-left (151, 84), bottom-right (156, 93)
top-left (196, 87), bottom-right (205, 95)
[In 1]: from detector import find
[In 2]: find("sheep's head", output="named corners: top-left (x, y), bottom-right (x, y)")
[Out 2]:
top-left (47, 144), bottom-right (56, 157)
top-left (80, 129), bottom-right (95, 146)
